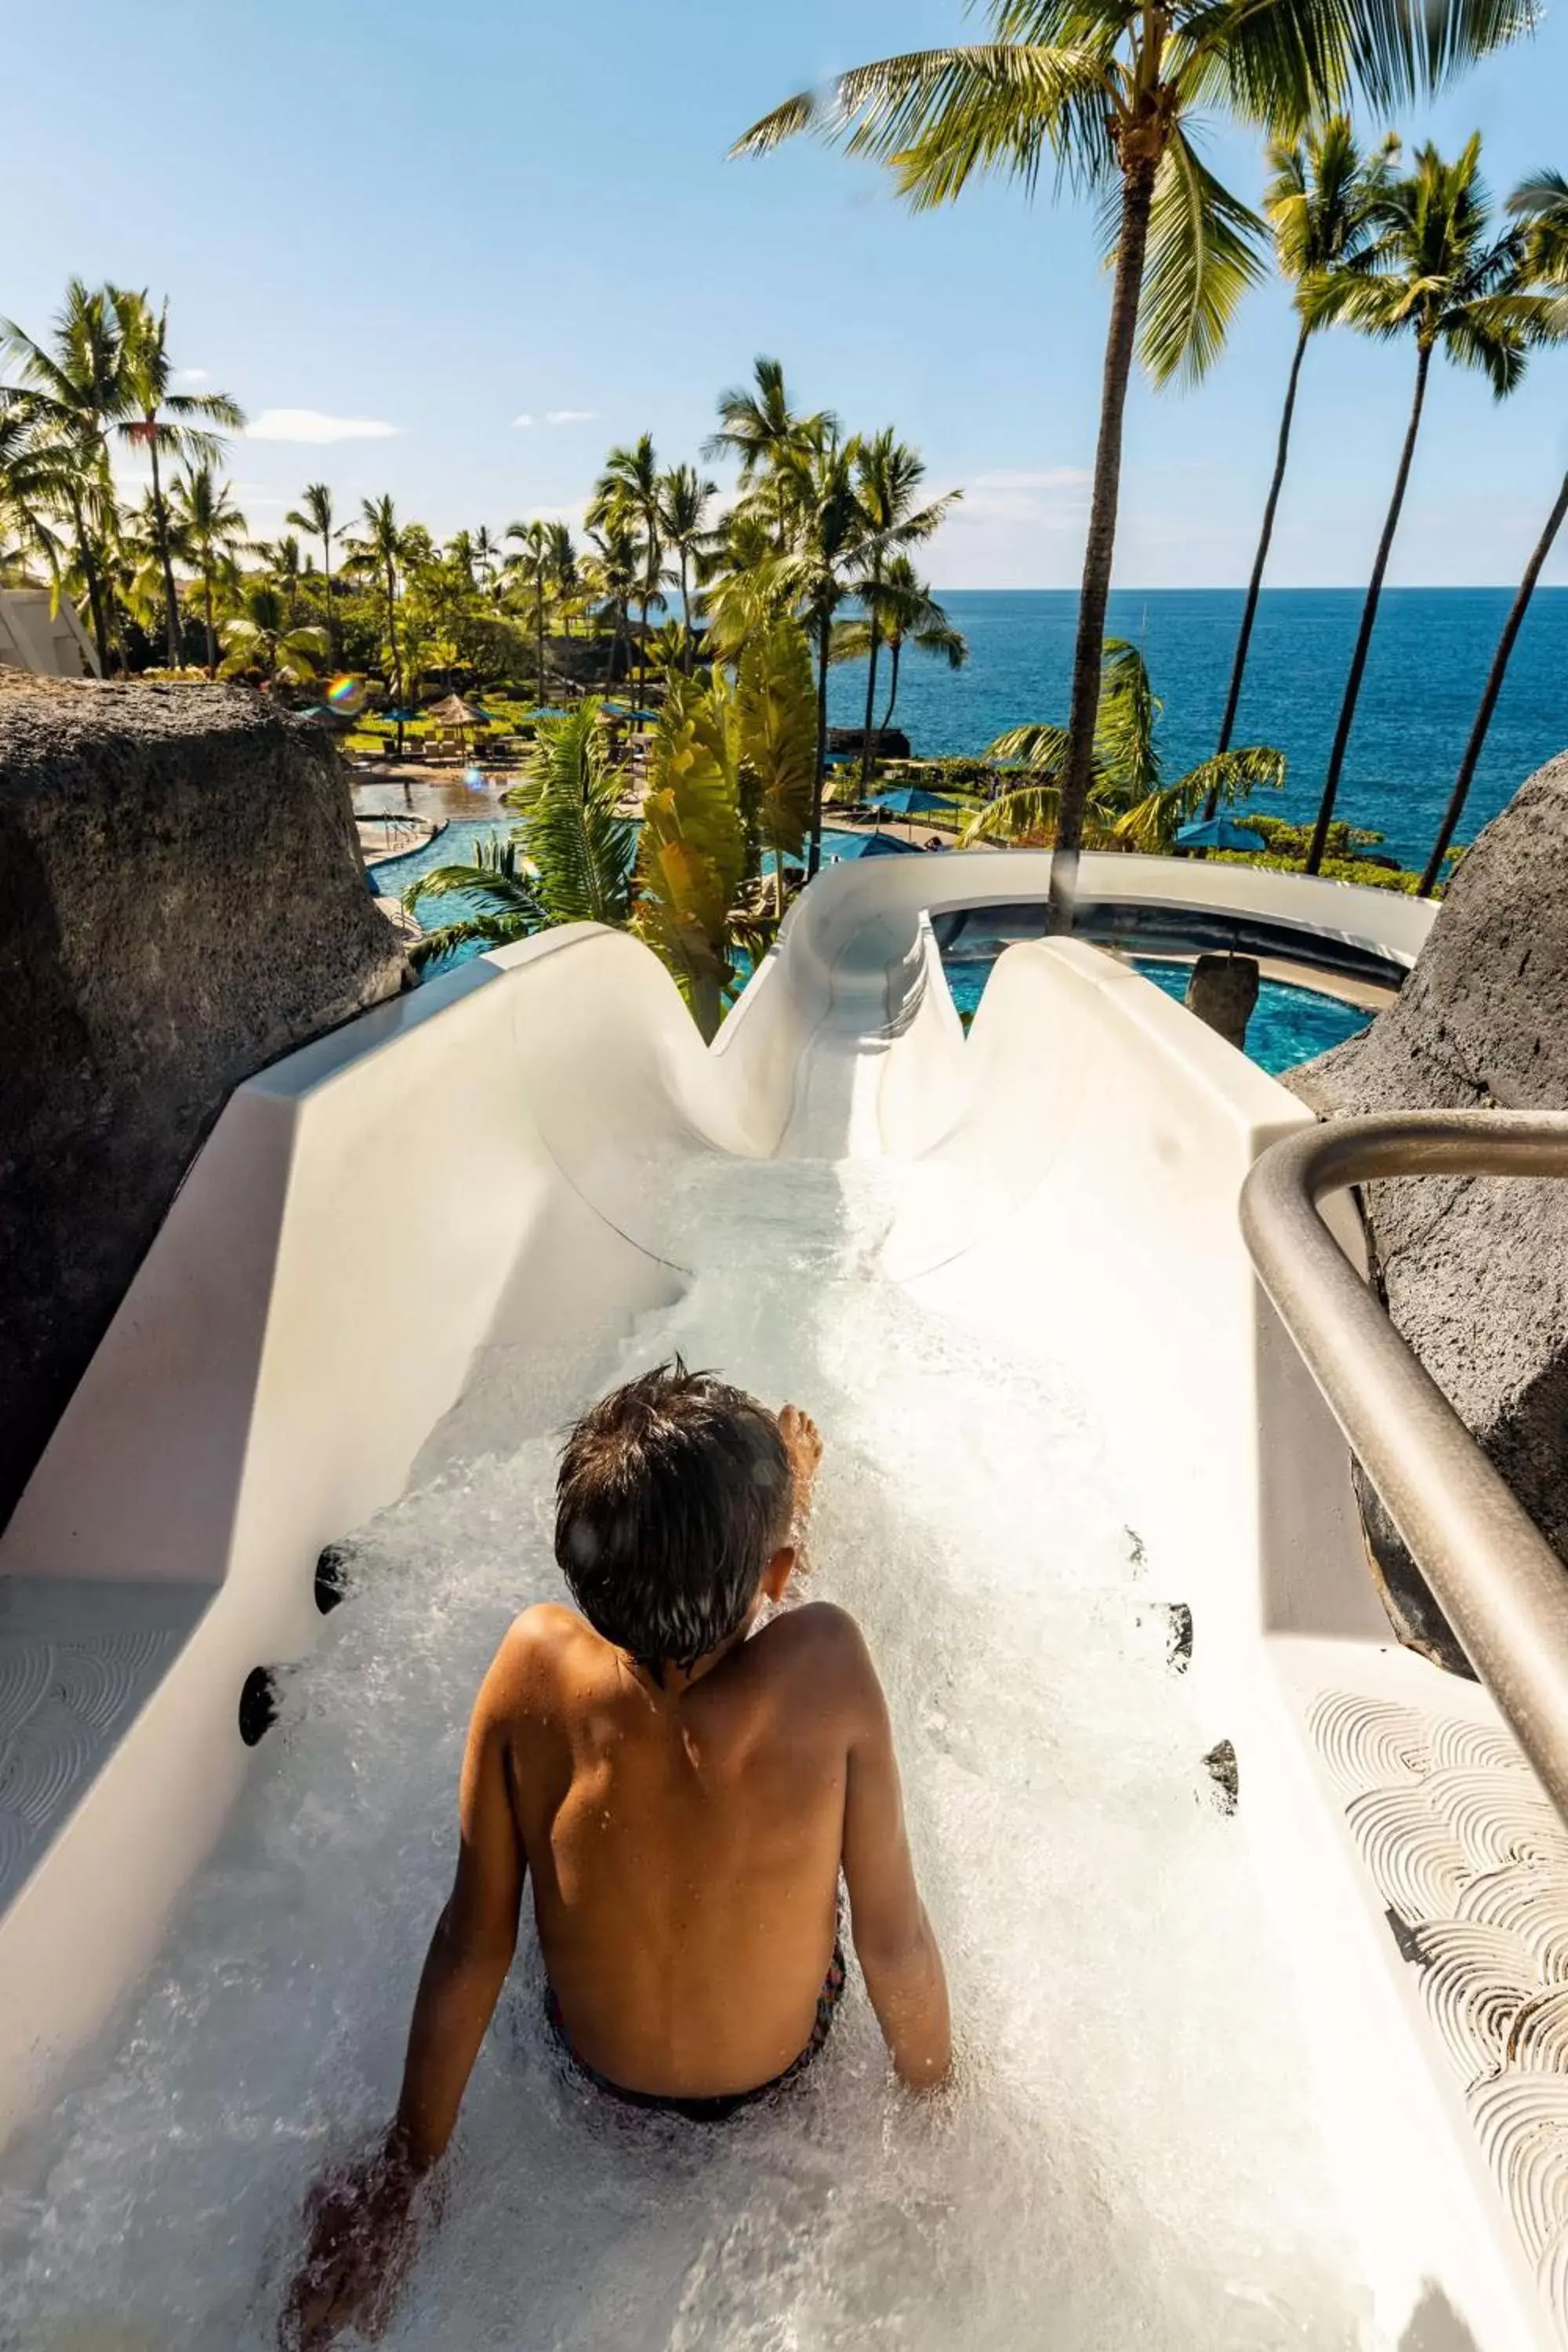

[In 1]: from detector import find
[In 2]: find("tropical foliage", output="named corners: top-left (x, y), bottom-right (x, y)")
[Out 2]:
top-left (733, 0), bottom-right (1533, 923)
top-left (1301, 134), bottom-right (1564, 870)
top-left (966, 640), bottom-right (1284, 851)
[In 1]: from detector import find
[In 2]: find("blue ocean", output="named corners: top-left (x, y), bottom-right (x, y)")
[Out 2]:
top-left (825, 587), bottom-right (1568, 870)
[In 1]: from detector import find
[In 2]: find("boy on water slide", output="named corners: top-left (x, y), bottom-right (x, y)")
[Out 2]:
top-left (282, 1361), bottom-right (951, 2347)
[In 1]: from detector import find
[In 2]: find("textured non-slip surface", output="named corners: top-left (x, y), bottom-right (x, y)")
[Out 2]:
top-left (1315, 1686), bottom-right (1568, 2340)
top-left (0, 1579), bottom-right (208, 1911)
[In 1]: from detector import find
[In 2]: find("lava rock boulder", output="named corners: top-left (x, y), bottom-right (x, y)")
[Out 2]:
top-left (1290, 746), bottom-right (1568, 1670)
top-left (0, 675), bottom-right (408, 1527)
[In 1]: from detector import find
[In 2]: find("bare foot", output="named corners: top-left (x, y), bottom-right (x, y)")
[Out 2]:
top-left (778, 1404), bottom-right (822, 1555)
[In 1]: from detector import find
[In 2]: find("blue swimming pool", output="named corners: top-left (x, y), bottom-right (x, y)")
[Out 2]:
top-left (380, 824), bottom-right (880, 975)
top-left (941, 953), bottom-right (1369, 1076)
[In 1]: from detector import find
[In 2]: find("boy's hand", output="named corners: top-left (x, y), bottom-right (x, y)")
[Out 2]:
top-left (278, 2132), bottom-right (425, 2350)
top-left (779, 1404), bottom-right (822, 1526)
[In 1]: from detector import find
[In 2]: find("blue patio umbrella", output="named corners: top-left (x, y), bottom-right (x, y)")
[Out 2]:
top-left (1175, 815), bottom-right (1266, 852)
top-left (380, 707), bottom-right (419, 723)
top-left (872, 783), bottom-right (957, 818)
top-left (526, 706), bottom-right (572, 721)
top-left (847, 830), bottom-right (924, 858)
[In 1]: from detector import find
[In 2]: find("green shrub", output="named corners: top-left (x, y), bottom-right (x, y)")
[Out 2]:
top-left (1207, 849), bottom-right (1435, 895)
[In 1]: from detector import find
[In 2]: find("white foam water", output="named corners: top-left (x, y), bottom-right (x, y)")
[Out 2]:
top-left (2, 1156), bottom-right (1377, 2349)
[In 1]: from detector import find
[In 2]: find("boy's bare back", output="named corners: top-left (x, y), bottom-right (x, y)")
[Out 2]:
top-left (489, 1592), bottom-right (909, 2097)
top-left (283, 1374), bottom-right (948, 2350)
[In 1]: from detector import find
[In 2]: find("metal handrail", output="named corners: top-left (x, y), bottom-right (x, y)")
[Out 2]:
top-left (1240, 1109), bottom-right (1568, 1823)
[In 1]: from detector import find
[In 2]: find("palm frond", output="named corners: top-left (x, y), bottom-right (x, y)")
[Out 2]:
top-left (985, 720), bottom-right (1072, 770)
top-left (508, 701), bottom-right (636, 927)
top-left (736, 615), bottom-right (816, 862)
top-left (734, 42), bottom-right (1116, 204)
top-left (962, 777), bottom-right (1065, 844)
top-left (407, 911), bottom-right (538, 972)
top-left (635, 673), bottom-right (748, 1037)
top-left (1139, 131), bottom-right (1269, 387)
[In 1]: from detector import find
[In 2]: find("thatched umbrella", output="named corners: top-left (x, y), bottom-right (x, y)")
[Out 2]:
top-left (426, 691), bottom-right (484, 728)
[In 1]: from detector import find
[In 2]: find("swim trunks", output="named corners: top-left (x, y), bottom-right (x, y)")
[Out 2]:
top-left (546, 1936), bottom-right (847, 2124)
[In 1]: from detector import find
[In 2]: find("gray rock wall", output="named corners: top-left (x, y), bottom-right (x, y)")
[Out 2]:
top-left (1186, 951), bottom-right (1259, 1051)
top-left (1290, 747), bottom-right (1568, 1669)
top-left (0, 677), bottom-right (407, 1528)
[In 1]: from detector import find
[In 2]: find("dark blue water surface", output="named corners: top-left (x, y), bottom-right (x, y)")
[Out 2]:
top-left (827, 587), bottom-right (1568, 870)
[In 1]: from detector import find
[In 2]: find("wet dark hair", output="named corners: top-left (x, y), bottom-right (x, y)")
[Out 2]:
top-left (555, 1359), bottom-right (793, 1680)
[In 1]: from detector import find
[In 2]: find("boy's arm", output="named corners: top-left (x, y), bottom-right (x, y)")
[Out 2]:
top-left (281, 1650), bottom-right (526, 2350)
top-left (391, 1664), bottom-right (527, 2169)
top-left (838, 1621), bottom-right (951, 2091)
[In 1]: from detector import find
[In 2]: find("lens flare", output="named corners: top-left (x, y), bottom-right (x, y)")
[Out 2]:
top-left (325, 674), bottom-right (366, 717)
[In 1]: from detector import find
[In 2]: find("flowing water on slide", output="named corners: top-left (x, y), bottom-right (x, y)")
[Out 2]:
top-left (2, 1155), bottom-right (1378, 2349)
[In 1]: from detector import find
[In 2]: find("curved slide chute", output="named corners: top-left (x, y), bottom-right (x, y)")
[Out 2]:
top-left (7, 851), bottom-right (1559, 2348)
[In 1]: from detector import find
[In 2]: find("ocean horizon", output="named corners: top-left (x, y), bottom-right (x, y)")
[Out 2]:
top-left (823, 586), bottom-right (1568, 869)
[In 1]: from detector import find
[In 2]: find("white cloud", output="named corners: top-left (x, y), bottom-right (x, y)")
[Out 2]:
top-left (513, 412), bottom-right (534, 428)
top-left (172, 366), bottom-right (210, 384)
top-left (246, 408), bottom-right (400, 444)
top-left (546, 408), bottom-right (596, 426)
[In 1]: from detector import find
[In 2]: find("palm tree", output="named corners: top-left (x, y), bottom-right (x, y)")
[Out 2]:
top-left (583, 517), bottom-right (641, 681)
top-left (506, 517), bottom-right (553, 706)
top-left (405, 833), bottom-right (545, 971)
top-left (705, 357), bottom-right (838, 550)
top-left (471, 524), bottom-right (504, 599)
top-left (590, 435), bottom-right (665, 695)
top-left (1212, 119), bottom-right (1399, 775)
top-left (772, 434), bottom-right (869, 876)
top-left (286, 484), bottom-right (339, 663)
top-left (259, 532), bottom-right (310, 627)
top-left (736, 612), bottom-right (818, 911)
top-left (735, 0), bottom-right (1536, 929)
top-left (967, 638), bottom-right (1284, 848)
top-left (849, 430), bottom-right (956, 786)
top-left (0, 278), bottom-right (138, 670)
top-left (843, 556), bottom-right (968, 739)
top-left (346, 494), bottom-right (417, 740)
top-left (1419, 169), bottom-right (1568, 895)
top-left (547, 523), bottom-right (579, 639)
top-left (116, 292), bottom-right (244, 667)
top-left (1302, 138), bottom-right (1552, 873)
top-left (218, 584), bottom-right (328, 685)
top-left (637, 673), bottom-right (750, 1039)
top-left (411, 699), bottom-right (641, 946)
top-left (659, 462), bottom-right (719, 670)
top-left (169, 464), bottom-right (247, 676)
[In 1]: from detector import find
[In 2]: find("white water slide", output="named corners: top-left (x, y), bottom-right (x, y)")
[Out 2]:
top-left (5, 849), bottom-right (1568, 2349)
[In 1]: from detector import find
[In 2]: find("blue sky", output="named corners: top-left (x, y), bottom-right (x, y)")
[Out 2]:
top-left (6, 0), bottom-right (1566, 587)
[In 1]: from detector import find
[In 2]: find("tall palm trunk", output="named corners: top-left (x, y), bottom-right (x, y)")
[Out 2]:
top-left (202, 568), bottom-right (216, 677)
top-left (147, 431), bottom-right (180, 668)
top-left (1051, 151), bottom-right (1159, 933)
top-left (879, 637), bottom-right (902, 735)
top-left (1418, 469), bottom-right (1568, 897)
top-left (1208, 324), bottom-right (1311, 808)
top-left (679, 549), bottom-right (692, 673)
top-left (859, 559), bottom-right (883, 790)
top-left (1305, 343), bottom-right (1432, 874)
top-left (809, 611), bottom-right (832, 879)
top-left (68, 488), bottom-right (111, 672)
top-left (384, 557), bottom-right (405, 762)
top-left (535, 578), bottom-right (546, 709)
top-left (321, 532), bottom-right (335, 665)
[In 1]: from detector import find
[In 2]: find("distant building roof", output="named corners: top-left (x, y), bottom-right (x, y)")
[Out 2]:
top-left (0, 589), bottom-right (99, 678)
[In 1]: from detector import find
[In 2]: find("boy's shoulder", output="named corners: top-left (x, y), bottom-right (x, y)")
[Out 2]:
top-left (750, 1600), bottom-right (880, 1697)
top-left (483, 1602), bottom-right (603, 1701)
